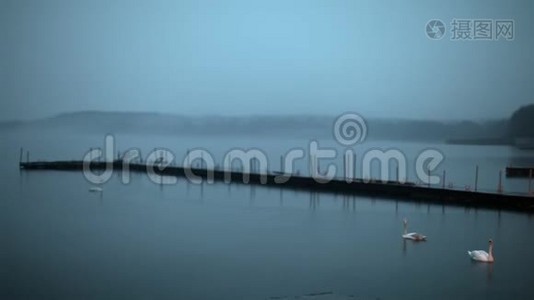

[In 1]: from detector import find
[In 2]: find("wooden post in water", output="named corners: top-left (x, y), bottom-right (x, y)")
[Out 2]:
top-left (474, 165), bottom-right (479, 192)
top-left (19, 148), bottom-right (23, 164)
top-left (343, 155), bottom-right (347, 181)
top-left (26, 151), bottom-right (29, 163)
top-left (442, 170), bottom-right (446, 189)
top-left (529, 169), bottom-right (533, 195)
top-left (427, 168), bottom-right (430, 187)
top-left (186, 149), bottom-right (189, 167)
top-left (497, 170), bottom-right (503, 193)
top-left (280, 155), bottom-right (283, 173)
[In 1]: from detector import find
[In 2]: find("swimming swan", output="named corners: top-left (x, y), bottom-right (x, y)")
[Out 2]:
top-left (402, 218), bottom-right (427, 241)
top-left (468, 239), bottom-right (495, 263)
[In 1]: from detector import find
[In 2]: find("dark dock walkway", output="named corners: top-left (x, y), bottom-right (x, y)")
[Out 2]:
top-left (506, 166), bottom-right (534, 178)
top-left (19, 160), bottom-right (534, 212)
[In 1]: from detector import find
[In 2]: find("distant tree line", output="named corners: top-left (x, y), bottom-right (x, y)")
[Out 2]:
top-left (2, 107), bottom-right (533, 143)
top-left (509, 104), bottom-right (534, 138)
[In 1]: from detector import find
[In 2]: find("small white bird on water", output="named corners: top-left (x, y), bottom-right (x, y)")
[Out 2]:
top-left (89, 186), bottom-right (103, 193)
top-left (402, 218), bottom-right (427, 241)
top-left (468, 239), bottom-right (495, 263)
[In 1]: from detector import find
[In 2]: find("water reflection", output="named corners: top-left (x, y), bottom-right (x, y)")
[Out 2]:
top-left (471, 260), bottom-right (494, 283)
top-left (508, 152), bottom-right (534, 167)
top-left (185, 179), bottom-right (193, 199)
top-left (200, 181), bottom-right (205, 201)
top-left (249, 185), bottom-right (256, 204)
top-left (10, 172), bottom-right (534, 299)
top-left (309, 192), bottom-right (319, 210)
top-left (401, 236), bottom-right (428, 258)
top-left (341, 195), bottom-right (356, 212)
top-left (87, 187), bottom-right (104, 203)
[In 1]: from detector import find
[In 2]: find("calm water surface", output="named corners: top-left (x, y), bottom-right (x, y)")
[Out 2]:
top-left (2, 130), bottom-right (534, 299)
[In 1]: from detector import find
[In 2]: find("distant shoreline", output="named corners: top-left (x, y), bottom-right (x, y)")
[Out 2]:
top-left (0, 110), bottom-right (512, 144)
top-left (446, 137), bottom-right (534, 150)
top-left (445, 137), bottom-right (511, 146)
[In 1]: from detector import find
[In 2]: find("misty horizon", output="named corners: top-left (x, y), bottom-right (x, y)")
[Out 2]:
top-left (2, 1), bottom-right (534, 299)
top-left (0, 108), bottom-right (520, 123)
top-left (1, 0), bottom-right (533, 121)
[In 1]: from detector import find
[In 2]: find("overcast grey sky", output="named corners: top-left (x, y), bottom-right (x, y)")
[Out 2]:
top-left (1, 0), bottom-right (533, 121)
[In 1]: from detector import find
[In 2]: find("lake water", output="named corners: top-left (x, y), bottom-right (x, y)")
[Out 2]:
top-left (2, 129), bottom-right (534, 299)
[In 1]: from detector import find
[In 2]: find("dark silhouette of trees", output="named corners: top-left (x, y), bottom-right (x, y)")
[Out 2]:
top-left (509, 104), bottom-right (534, 138)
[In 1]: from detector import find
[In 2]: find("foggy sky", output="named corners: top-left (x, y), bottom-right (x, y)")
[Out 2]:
top-left (1, 0), bottom-right (533, 121)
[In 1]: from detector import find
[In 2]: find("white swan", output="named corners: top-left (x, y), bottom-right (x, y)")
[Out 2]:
top-left (468, 239), bottom-right (495, 263)
top-left (89, 186), bottom-right (103, 193)
top-left (402, 218), bottom-right (427, 241)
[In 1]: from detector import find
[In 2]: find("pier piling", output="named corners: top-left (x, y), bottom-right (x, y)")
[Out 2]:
top-left (529, 169), bottom-right (532, 195)
top-left (498, 170), bottom-right (503, 194)
top-left (427, 167), bottom-right (430, 187)
top-left (18, 159), bottom-right (534, 213)
top-left (475, 165), bottom-right (479, 192)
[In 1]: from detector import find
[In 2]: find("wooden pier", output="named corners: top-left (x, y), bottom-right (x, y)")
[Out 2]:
top-left (506, 166), bottom-right (534, 178)
top-left (19, 159), bottom-right (534, 213)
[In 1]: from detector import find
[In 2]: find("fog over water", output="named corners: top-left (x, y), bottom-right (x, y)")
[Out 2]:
top-left (1, 0), bottom-right (533, 120)
top-left (1, 0), bottom-right (534, 299)
top-left (2, 130), bottom-right (534, 299)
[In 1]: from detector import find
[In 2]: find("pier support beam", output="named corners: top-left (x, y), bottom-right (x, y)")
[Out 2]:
top-left (19, 159), bottom-right (534, 212)
top-left (426, 167), bottom-right (431, 188)
top-left (497, 170), bottom-right (503, 194)
top-left (529, 169), bottom-right (532, 195)
top-left (475, 165), bottom-right (479, 192)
